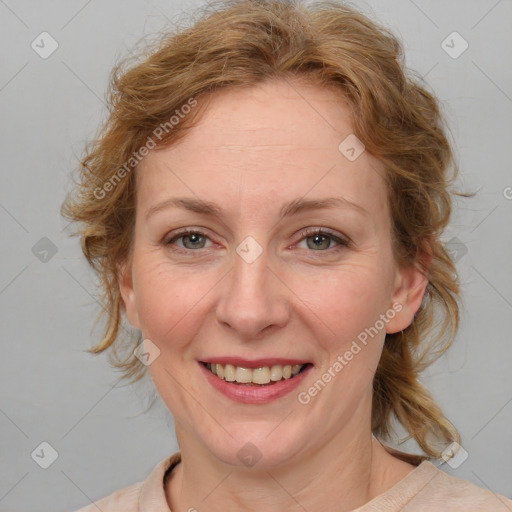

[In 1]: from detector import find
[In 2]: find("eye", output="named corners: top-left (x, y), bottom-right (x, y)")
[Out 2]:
top-left (296, 228), bottom-right (349, 252)
top-left (164, 227), bottom-right (350, 254)
top-left (165, 229), bottom-right (213, 251)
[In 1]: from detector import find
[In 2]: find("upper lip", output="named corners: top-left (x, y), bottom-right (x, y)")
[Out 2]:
top-left (200, 357), bottom-right (311, 369)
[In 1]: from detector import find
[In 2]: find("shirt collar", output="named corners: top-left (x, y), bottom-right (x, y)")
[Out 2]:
top-left (139, 452), bottom-right (182, 511)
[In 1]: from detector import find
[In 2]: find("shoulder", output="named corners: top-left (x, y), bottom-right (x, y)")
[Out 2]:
top-left (357, 458), bottom-right (512, 511)
top-left (374, 446), bottom-right (512, 511)
top-left (74, 481), bottom-right (142, 512)
top-left (404, 461), bottom-right (512, 511)
top-left (72, 452), bottom-right (181, 512)
top-left (416, 462), bottom-right (512, 512)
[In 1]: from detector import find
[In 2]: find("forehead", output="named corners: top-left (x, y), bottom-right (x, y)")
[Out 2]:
top-left (136, 79), bottom-right (388, 217)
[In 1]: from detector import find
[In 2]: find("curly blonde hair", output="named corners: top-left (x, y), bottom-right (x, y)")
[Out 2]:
top-left (62, 0), bottom-right (465, 463)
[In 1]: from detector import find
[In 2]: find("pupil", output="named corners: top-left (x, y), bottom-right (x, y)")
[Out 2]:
top-left (310, 234), bottom-right (329, 250)
top-left (186, 233), bottom-right (203, 248)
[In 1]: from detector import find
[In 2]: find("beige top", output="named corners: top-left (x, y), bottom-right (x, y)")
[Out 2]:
top-left (74, 451), bottom-right (512, 511)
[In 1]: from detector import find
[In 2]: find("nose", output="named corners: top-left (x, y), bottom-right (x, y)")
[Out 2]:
top-left (215, 243), bottom-right (291, 340)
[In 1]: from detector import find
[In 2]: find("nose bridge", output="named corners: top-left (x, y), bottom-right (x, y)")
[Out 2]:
top-left (215, 237), bottom-right (290, 338)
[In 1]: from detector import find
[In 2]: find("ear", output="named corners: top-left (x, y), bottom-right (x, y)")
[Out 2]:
top-left (385, 248), bottom-right (432, 334)
top-left (117, 258), bottom-right (141, 330)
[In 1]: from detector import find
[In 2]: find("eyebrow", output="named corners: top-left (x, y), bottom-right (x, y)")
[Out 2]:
top-left (145, 196), bottom-right (368, 221)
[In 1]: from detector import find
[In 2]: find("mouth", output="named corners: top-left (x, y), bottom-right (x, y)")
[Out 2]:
top-left (201, 361), bottom-right (312, 386)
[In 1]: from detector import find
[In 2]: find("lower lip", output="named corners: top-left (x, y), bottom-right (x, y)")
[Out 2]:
top-left (199, 362), bottom-right (312, 404)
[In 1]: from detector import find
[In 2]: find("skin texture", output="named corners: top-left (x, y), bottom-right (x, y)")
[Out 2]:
top-left (119, 78), bottom-right (429, 512)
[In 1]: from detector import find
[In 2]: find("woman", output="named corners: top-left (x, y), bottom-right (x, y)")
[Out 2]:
top-left (63, 0), bottom-right (512, 510)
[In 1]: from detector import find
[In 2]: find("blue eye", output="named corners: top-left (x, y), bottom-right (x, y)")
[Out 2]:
top-left (296, 228), bottom-right (349, 252)
top-left (166, 230), bottom-right (212, 250)
top-left (165, 228), bottom-right (349, 254)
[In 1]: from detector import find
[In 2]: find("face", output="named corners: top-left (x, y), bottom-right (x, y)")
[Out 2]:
top-left (119, 78), bottom-right (427, 468)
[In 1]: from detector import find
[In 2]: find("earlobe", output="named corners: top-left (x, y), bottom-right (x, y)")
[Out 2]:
top-left (117, 260), bottom-right (141, 330)
top-left (386, 250), bottom-right (432, 334)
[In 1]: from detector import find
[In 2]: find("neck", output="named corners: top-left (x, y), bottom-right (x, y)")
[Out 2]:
top-left (165, 410), bottom-right (413, 511)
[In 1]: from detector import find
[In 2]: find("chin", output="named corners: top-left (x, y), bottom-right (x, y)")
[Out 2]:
top-left (199, 422), bottom-right (307, 470)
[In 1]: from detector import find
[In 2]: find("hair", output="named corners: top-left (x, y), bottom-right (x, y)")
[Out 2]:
top-left (62, 0), bottom-right (466, 464)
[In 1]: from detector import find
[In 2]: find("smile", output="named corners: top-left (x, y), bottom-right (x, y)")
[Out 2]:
top-left (199, 357), bottom-right (314, 403)
top-left (203, 362), bottom-right (309, 385)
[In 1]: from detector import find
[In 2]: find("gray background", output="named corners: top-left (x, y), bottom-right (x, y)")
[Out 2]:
top-left (1, 0), bottom-right (511, 510)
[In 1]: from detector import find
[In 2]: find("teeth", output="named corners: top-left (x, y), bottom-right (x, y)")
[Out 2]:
top-left (224, 364), bottom-right (236, 382)
top-left (253, 367), bottom-right (270, 384)
top-left (235, 366), bottom-right (252, 383)
top-left (206, 362), bottom-right (306, 384)
top-left (270, 365), bottom-right (283, 381)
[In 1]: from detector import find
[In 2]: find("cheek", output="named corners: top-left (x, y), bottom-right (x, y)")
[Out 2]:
top-left (291, 264), bottom-right (394, 424)
top-left (132, 257), bottom-right (217, 347)
top-left (298, 262), bottom-right (394, 353)
top-left (132, 259), bottom-right (215, 411)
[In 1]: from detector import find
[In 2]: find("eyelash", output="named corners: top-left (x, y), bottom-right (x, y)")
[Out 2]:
top-left (164, 227), bottom-right (350, 255)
